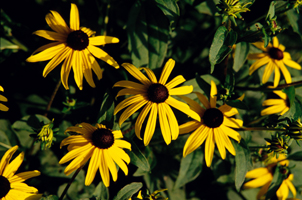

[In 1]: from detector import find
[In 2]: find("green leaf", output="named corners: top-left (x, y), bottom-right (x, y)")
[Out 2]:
top-left (174, 150), bottom-right (203, 189)
top-left (195, 74), bottom-right (211, 99)
top-left (113, 182), bottom-right (143, 200)
top-left (126, 141), bottom-right (150, 172)
top-left (233, 139), bottom-right (253, 191)
top-left (98, 92), bottom-right (115, 128)
top-left (265, 165), bottom-right (283, 200)
top-left (287, 9), bottom-right (302, 38)
top-left (0, 38), bottom-right (19, 50)
top-left (155, 0), bottom-right (180, 29)
top-left (225, 99), bottom-right (249, 110)
top-left (224, 67), bottom-right (235, 93)
top-left (282, 86), bottom-right (297, 119)
top-left (27, 115), bottom-right (44, 130)
top-left (233, 42), bottom-right (249, 72)
top-left (209, 26), bottom-right (237, 73)
top-left (92, 182), bottom-right (109, 200)
top-left (40, 195), bottom-right (59, 200)
top-left (127, 0), bottom-right (169, 70)
top-left (266, 1), bottom-right (276, 20)
top-left (286, 151), bottom-right (302, 161)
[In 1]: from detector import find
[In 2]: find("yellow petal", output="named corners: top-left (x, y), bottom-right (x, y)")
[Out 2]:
top-left (243, 173), bottom-right (272, 189)
top-left (262, 61), bottom-right (274, 84)
top-left (261, 105), bottom-right (287, 116)
top-left (89, 36), bottom-right (119, 46)
top-left (3, 152), bottom-right (24, 178)
top-left (114, 140), bottom-right (131, 150)
top-left (43, 46), bottom-right (71, 77)
top-left (169, 85), bottom-right (193, 95)
top-left (88, 53), bottom-right (103, 80)
top-left (0, 85), bottom-right (3, 91)
top-left (104, 150), bottom-right (118, 182)
top-left (205, 129), bottom-right (215, 167)
top-left (72, 50), bottom-right (83, 90)
top-left (0, 104), bottom-right (9, 111)
top-left (165, 75), bottom-right (186, 89)
top-left (159, 58), bottom-right (175, 85)
top-left (179, 95), bottom-right (205, 116)
top-left (163, 103), bottom-right (179, 140)
top-left (210, 80), bottom-right (217, 108)
top-left (0, 95), bottom-right (7, 102)
top-left (274, 65), bottom-right (281, 88)
top-left (59, 143), bottom-right (93, 164)
top-left (249, 56), bottom-right (270, 75)
top-left (183, 125), bottom-right (208, 157)
top-left (116, 88), bottom-right (145, 98)
top-left (10, 182), bottom-right (38, 193)
top-left (143, 103), bottom-right (158, 145)
top-left (26, 43), bottom-right (66, 62)
top-left (99, 150), bottom-right (110, 187)
top-left (273, 36), bottom-right (279, 48)
top-left (283, 52), bottom-right (291, 60)
top-left (61, 50), bottom-right (73, 90)
top-left (5, 189), bottom-right (42, 199)
top-left (283, 59), bottom-right (302, 70)
top-left (31, 41), bottom-right (61, 55)
top-left (220, 124), bottom-right (241, 142)
top-left (118, 98), bottom-right (148, 126)
top-left (252, 41), bottom-right (268, 52)
top-left (219, 104), bottom-right (238, 117)
top-left (114, 80), bottom-right (147, 90)
top-left (135, 101), bottom-right (152, 140)
top-left (219, 127), bottom-right (236, 155)
top-left (245, 167), bottom-right (270, 178)
top-left (122, 63), bottom-right (152, 85)
top-left (60, 135), bottom-right (90, 148)
top-left (88, 45), bottom-right (119, 69)
top-left (9, 170), bottom-right (40, 183)
top-left (70, 4), bottom-right (80, 31)
top-left (247, 53), bottom-right (268, 60)
top-left (278, 61), bottom-right (292, 84)
top-left (179, 120), bottom-right (201, 134)
top-left (140, 67), bottom-right (157, 83)
top-left (285, 179), bottom-right (296, 197)
top-left (276, 181), bottom-right (289, 200)
top-left (46, 11), bottom-right (70, 35)
top-left (223, 117), bottom-right (243, 128)
top-left (0, 145), bottom-right (18, 176)
top-left (82, 50), bottom-right (96, 88)
top-left (262, 99), bottom-right (286, 106)
top-left (195, 92), bottom-right (210, 109)
top-left (280, 107), bottom-right (289, 115)
top-left (107, 146), bottom-right (129, 175)
top-left (34, 30), bottom-right (67, 42)
top-left (81, 27), bottom-right (95, 37)
top-left (279, 44), bottom-right (285, 52)
top-left (114, 94), bottom-right (144, 115)
top-left (158, 103), bottom-right (172, 145)
top-left (214, 128), bottom-right (226, 159)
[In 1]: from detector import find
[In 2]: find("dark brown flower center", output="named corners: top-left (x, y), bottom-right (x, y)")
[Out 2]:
top-left (203, 108), bottom-right (224, 128)
top-left (0, 175), bottom-right (10, 198)
top-left (268, 47), bottom-right (283, 60)
top-left (92, 128), bottom-right (114, 149)
top-left (67, 30), bottom-right (89, 50)
top-left (147, 83), bottom-right (169, 103)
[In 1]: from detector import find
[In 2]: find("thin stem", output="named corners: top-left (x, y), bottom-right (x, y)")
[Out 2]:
top-left (59, 165), bottom-right (84, 200)
top-left (249, 146), bottom-right (268, 149)
top-left (44, 79), bottom-right (61, 117)
top-left (0, 142), bottom-right (12, 149)
top-left (237, 127), bottom-right (287, 131)
top-left (122, 125), bottom-right (135, 135)
top-left (235, 80), bottom-right (302, 92)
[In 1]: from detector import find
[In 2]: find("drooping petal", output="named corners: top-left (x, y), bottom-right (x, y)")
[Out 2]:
top-left (245, 167), bottom-right (270, 178)
top-left (113, 80), bottom-right (147, 91)
top-left (120, 63), bottom-right (150, 85)
top-left (114, 140), bottom-right (131, 150)
top-left (0, 95), bottom-right (7, 102)
top-left (82, 49), bottom-right (96, 88)
top-left (9, 182), bottom-right (39, 193)
top-left (195, 92), bottom-right (210, 109)
top-left (165, 75), bottom-right (186, 90)
top-left (32, 41), bottom-right (62, 55)
top-left (219, 128), bottom-right (236, 155)
top-left (262, 99), bottom-right (286, 106)
top-left (46, 11), bottom-right (70, 35)
top-left (86, 53), bottom-right (103, 80)
top-left (204, 128), bottom-right (215, 167)
top-left (26, 43), bottom-right (66, 62)
top-left (158, 103), bottom-right (171, 145)
top-left (243, 173), bottom-right (272, 189)
top-left (143, 103), bottom-right (158, 145)
top-left (183, 125), bottom-right (208, 157)
top-left (116, 88), bottom-right (146, 98)
top-left (278, 61), bottom-right (292, 84)
top-left (262, 61), bottom-right (274, 84)
top-left (118, 99), bottom-right (148, 126)
top-left (61, 49), bottom-right (73, 90)
top-left (34, 30), bottom-right (67, 42)
top-left (0, 145), bottom-right (18, 175)
top-left (0, 104), bottom-right (9, 111)
top-left (220, 124), bottom-right (241, 142)
top-left (163, 103), bottom-right (179, 140)
top-left (99, 150), bottom-right (110, 187)
top-left (169, 85), bottom-right (193, 95)
top-left (249, 56), bottom-right (270, 75)
top-left (261, 105), bottom-right (287, 116)
top-left (276, 182), bottom-right (289, 200)
top-left (3, 152), bottom-right (24, 178)
top-left (214, 128), bottom-right (226, 159)
top-left (274, 91), bottom-right (287, 100)
top-left (274, 65), bottom-right (281, 87)
top-left (70, 3), bottom-right (80, 31)
top-left (60, 135), bottom-right (90, 148)
top-left (252, 42), bottom-right (268, 52)
top-left (114, 94), bottom-right (146, 115)
top-left (72, 50), bottom-right (84, 90)
top-left (280, 107), bottom-right (289, 115)
top-left (179, 95), bottom-right (205, 116)
top-left (141, 67), bottom-right (157, 83)
top-left (219, 104), bottom-right (239, 116)
top-left (43, 46), bottom-right (71, 77)
top-left (104, 150), bottom-right (118, 182)
top-left (223, 117), bottom-right (243, 128)
top-left (166, 96), bottom-right (201, 122)
top-left (285, 178), bottom-right (296, 197)
top-left (88, 45), bottom-right (119, 69)
top-left (9, 170), bottom-right (40, 183)
top-left (273, 37), bottom-right (279, 48)
top-left (89, 36), bottom-right (119, 46)
top-left (179, 120), bottom-right (201, 134)
top-left (107, 147), bottom-right (128, 175)
top-left (59, 143), bottom-right (93, 164)
top-left (210, 80), bottom-right (217, 108)
top-left (283, 59), bottom-right (302, 70)
top-left (135, 101), bottom-right (152, 140)
top-left (247, 53), bottom-right (268, 60)
top-left (109, 146), bottom-right (130, 164)
top-left (159, 58), bottom-right (175, 85)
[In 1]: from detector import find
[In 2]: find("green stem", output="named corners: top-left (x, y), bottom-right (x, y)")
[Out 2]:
top-left (238, 127), bottom-right (287, 131)
top-left (235, 80), bottom-right (302, 92)
top-left (0, 142), bottom-right (12, 149)
top-left (58, 165), bottom-right (84, 200)
top-left (44, 79), bottom-right (61, 117)
top-left (249, 146), bottom-right (268, 149)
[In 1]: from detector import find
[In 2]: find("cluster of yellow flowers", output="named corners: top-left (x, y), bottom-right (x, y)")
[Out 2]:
top-left (1, 2), bottom-right (302, 200)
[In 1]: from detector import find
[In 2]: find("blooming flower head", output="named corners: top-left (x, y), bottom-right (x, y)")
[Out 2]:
top-left (294, 0), bottom-right (302, 9)
top-left (248, 37), bottom-right (301, 87)
top-left (286, 119), bottom-right (302, 141)
top-left (129, 189), bottom-right (168, 200)
top-left (37, 118), bottom-right (55, 150)
top-left (113, 59), bottom-right (200, 146)
top-left (243, 155), bottom-right (296, 200)
top-left (0, 85), bottom-right (9, 111)
top-left (261, 91), bottom-right (289, 116)
top-left (0, 146), bottom-right (42, 200)
top-left (26, 3), bottom-right (119, 90)
top-left (59, 123), bottom-right (131, 187)
top-left (179, 81), bottom-right (242, 167)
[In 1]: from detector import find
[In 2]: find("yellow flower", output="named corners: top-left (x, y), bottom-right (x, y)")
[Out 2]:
top-left (248, 37), bottom-right (301, 87)
top-left (294, 0), bottom-right (302, 8)
top-left (129, 189), bottom-right (168, 200)
top-left (218, 0), bottom-right (251, 18)
top-left (38, 118), bottom-right (55, 150)
top-left (0, 85), bottom-right (9, 111)
top-left (179, 81), bottom-right (242, 167)
top-left (129, 190), bottom-right (143, 200)
top-left (59, 123), bottom-right (131, 187)
top-left (261, 91), bottom-right (289, 116)
top-left (114, 59), bottom-right (200, 146)
top-left (243, 155), bottom-right (296, 200)
top-left (26, 3), bottom-right (119, 90)
top-left (0, 146), bottom-right (42, 200)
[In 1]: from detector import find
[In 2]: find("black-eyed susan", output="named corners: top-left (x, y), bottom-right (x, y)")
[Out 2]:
top-left (243, 155), bottom-right (296, 200)
top-left (113, 59), bottom-right (200, 146)
top-left (59, 123), bottom-right (131, 187)
top-left (261, 91), bottom-right (289, 116)
top-left (0, 145), bottom-right (42, 200)
top-left (26, 3), bottom-right (119, 90)
top-left (179, 80), bottom-right (242, 167)
top-left (248, 37), bottom-right (301, 87)
top-left (0, 85), bottom-right (9, 111)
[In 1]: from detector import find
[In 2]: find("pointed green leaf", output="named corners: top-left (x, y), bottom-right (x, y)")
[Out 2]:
top-left (233, 42), bottom-right (249, 72)
top-left (287, 151), bottom-right (302, 161)
top-left (155, 0), bottom-right (179, 29)
top-left (265, 165), bottom-right (283, 200)
top-left (126, 141), bottom-right (150, 172)
top-left (113, 182), bottom-right (143, 200)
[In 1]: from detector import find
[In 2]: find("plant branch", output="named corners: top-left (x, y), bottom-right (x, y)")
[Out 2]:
top-left (44, 79), bottom-right (61, 117)
top-left (235, 80), bottom-right (302, 92)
